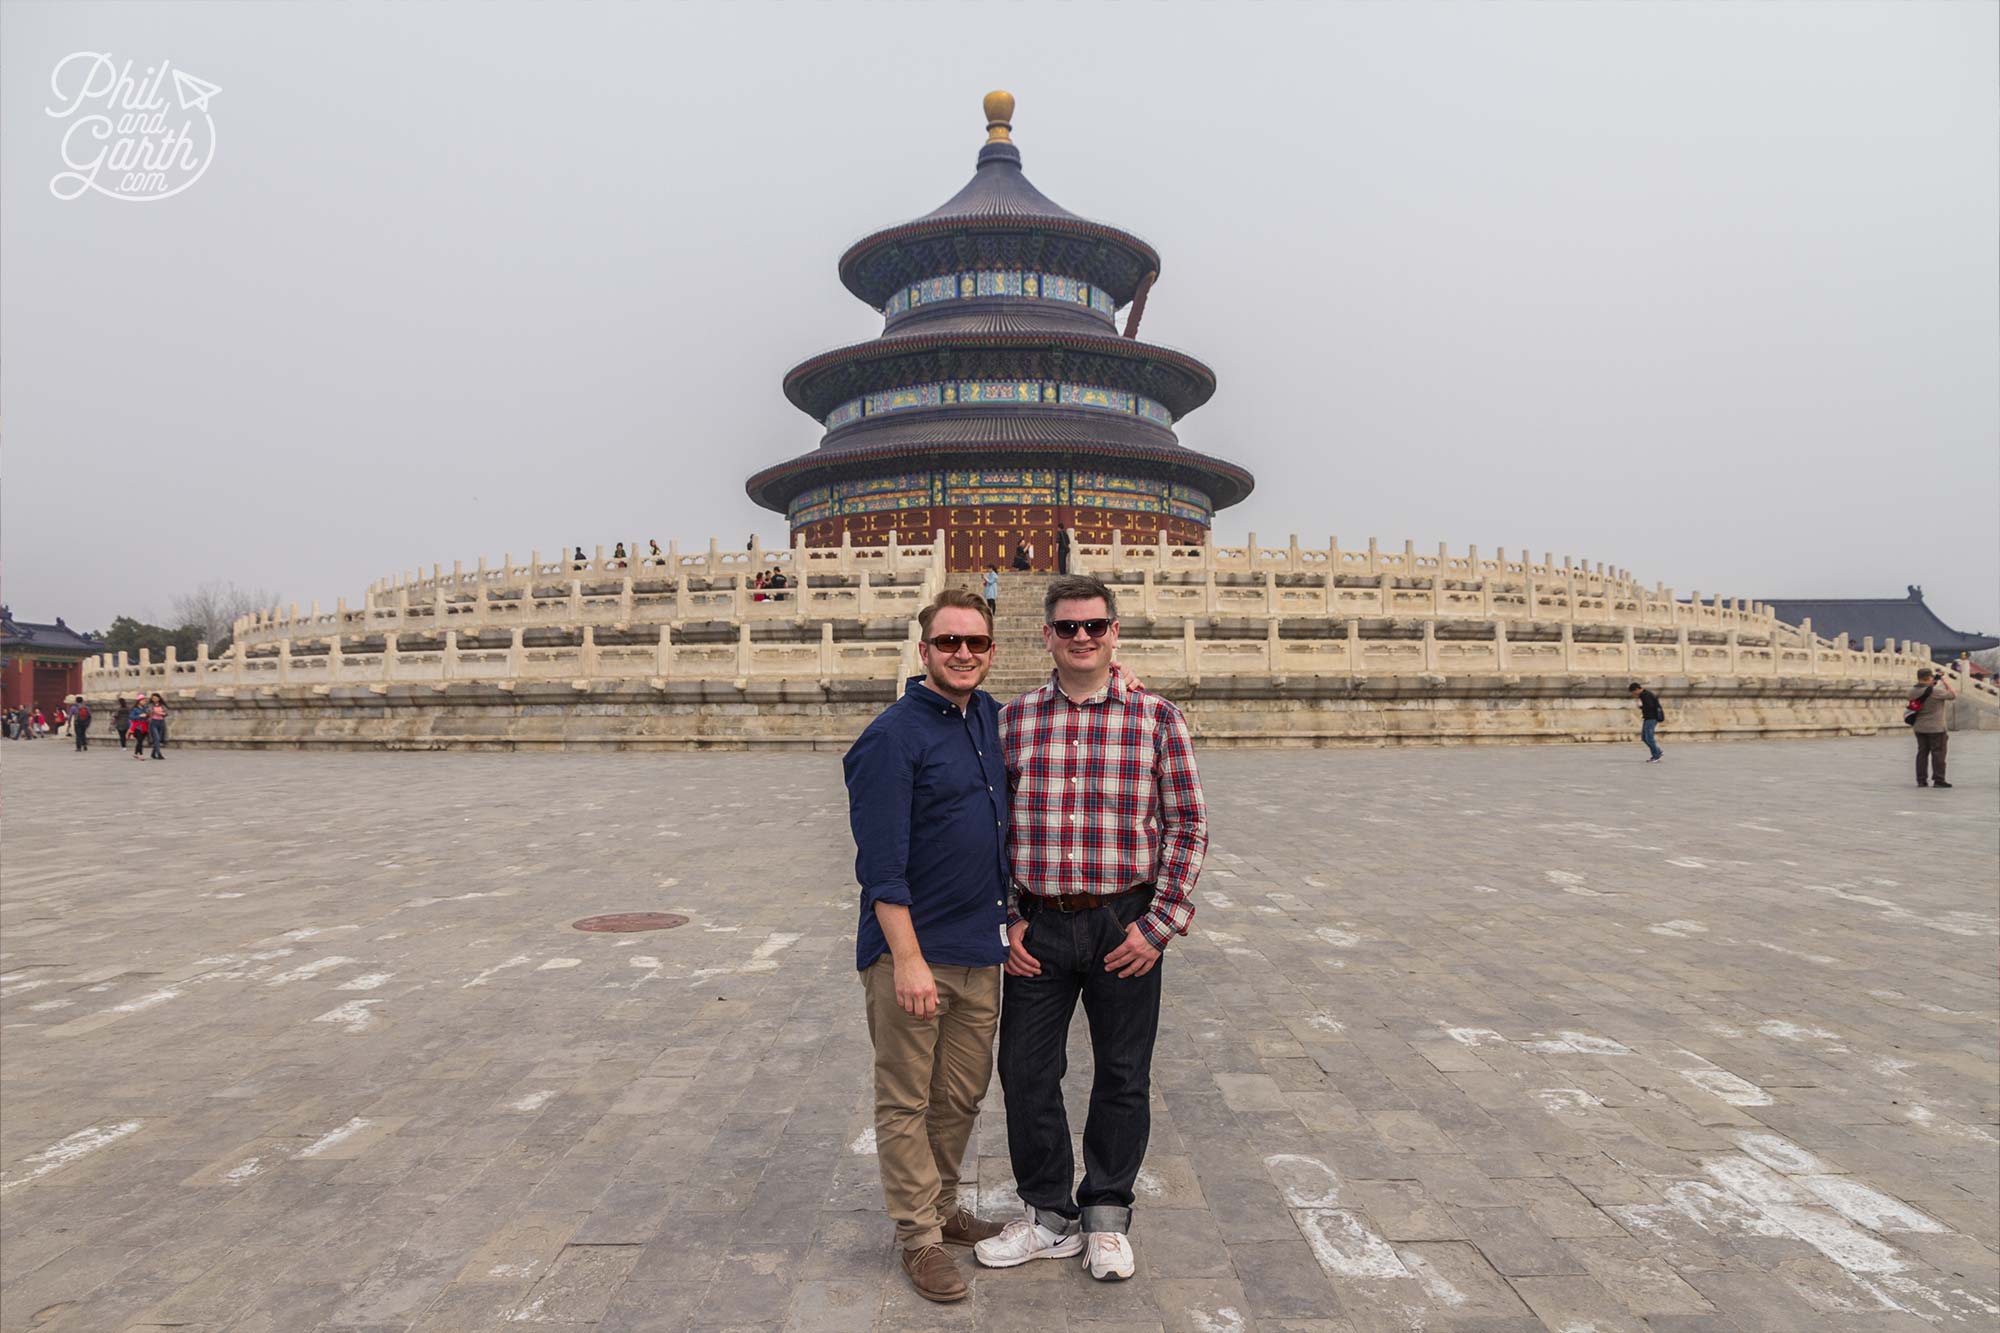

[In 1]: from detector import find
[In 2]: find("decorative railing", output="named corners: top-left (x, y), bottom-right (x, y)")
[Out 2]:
top-left (232, 572), bottom-right (931, 649)
top-left (81, 527), bottom-right (1988, 706)
top-left (86, 622), bottom-right (922, 694)
top-left (230, 531), bottom-right (947, 645)
top-left (1078, 533), bottom-right (1844, 646)
top-left (1107, 618), bottom-right (1933, 687)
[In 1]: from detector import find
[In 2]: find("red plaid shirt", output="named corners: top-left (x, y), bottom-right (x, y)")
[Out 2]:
top-left (1001, 665), bottom-right (1208, 950)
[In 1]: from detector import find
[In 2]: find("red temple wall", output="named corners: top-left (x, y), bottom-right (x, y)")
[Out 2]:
top-left (0, 657), bottom-right (82, 713)
top-left (793, 505), bottom-right (1208, 572)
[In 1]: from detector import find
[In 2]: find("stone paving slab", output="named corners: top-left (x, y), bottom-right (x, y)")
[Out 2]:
top-left (1, 733), bottom-right (1995, 1332)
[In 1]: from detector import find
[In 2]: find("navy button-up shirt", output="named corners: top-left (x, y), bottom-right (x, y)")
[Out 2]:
top-left (844, 676), bottom-right (1010, 972)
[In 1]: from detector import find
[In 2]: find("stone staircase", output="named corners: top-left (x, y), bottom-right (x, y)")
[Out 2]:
top-left (983, 571), bottom-right (1051, 701)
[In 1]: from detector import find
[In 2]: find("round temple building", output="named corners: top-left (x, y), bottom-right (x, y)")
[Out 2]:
top-left (746, 92), bottom-right (1252, 572)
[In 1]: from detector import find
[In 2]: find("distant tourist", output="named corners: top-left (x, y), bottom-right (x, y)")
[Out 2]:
top-left (72, 699), bottom-right (91, 751)
top-left (573, 545), bottom-right (586, 570)
top-left (977, 574), bottom-right (1208, 1284)
top-left (1629, 682), bottom-right (1665, 762)
top-left (843, 588), bottom-right (1009, 1303)
top-left (1056, 527), bottom-right (1071, 574)
top-left (612, 541), bottom-right (628, 568)
top-left (1908, 667), bottom-right (1956, 789)
top-left (648, 538), bottom-right (662, 565)
top-left (1011, 541), bottom-right (1031, 571)
top-left (31, 707), bottom-right (47, 736)
top-left (982, 566), bottom-right (999, 613)
top-left (751, 570), bottom-right (769, 603)
top-left (148, 693), bottom-right (169, 758)
top-left (767, 569), bottom-right (788, 602)
top-left (128, 699), bottom-right (149, 759)
top-left (115, 695), bottom-right (131, 748)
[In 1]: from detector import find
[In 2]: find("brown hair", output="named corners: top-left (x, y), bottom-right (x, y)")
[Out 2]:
top-left (1043, 574), bottom-right (1118, 623)
top-left (918, 587), bottom-right (994, 637)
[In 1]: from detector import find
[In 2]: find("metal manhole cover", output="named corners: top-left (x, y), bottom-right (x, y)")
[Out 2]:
top-left (571, 913), bottom-right (688, 933)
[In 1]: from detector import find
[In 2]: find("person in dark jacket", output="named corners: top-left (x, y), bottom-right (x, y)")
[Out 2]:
top-left (1629, 682), bottom-right (1664, 761)
top-left (114, 696), bottom-right (131, 748)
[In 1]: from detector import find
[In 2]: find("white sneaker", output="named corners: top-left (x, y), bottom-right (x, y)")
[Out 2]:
top-left (1084, 1231), bottom-right (1135, 1281)
top-left (973, 1212), bottom-right (1084, 1269)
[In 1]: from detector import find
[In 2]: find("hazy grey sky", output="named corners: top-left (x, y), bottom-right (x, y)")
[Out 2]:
top-left (5, 2), bottom-right (1995, 637)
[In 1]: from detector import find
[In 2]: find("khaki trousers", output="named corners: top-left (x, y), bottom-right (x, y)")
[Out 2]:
top-left (861, 956), bottom-right (1001, 1250)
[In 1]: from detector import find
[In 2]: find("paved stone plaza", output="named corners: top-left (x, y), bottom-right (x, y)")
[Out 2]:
top-left (2, 735), bottom-right (1995, 1332)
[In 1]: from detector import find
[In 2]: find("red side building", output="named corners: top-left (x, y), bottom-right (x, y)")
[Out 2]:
top-left (0, 607), bottom-right (101, 712)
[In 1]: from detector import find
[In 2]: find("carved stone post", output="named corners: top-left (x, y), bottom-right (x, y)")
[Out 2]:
top-left (1422, 619), bottom-right (1438, 673)
top-left (443, 631), bottom-right (458, 681)
top-left (655, 625), bottom-right (674, 677)
top-left (1183, 618), bottom-right (1200, 687)
top-left (509, 627), bottom-right (525, 677)
top-left (382, 633), bottom-right (399, 682)
top-left (1494, 620), bottom-right (1510, 672)
top-left (1559, 621), bottom-right (1574, 673)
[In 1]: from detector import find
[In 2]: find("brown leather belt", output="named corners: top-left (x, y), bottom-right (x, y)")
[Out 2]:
top-left (1025, 883), bottom-right (1154, 914)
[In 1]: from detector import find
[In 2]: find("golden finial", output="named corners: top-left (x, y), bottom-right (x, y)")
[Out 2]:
top-left (983, 90), bottom-right (1015, 144)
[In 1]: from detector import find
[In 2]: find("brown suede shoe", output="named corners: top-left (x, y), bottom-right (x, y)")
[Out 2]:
top-left (902, 1243), bottom-right (968, 1303)
top-left (940, 1209), bottom-right (1006, 1246)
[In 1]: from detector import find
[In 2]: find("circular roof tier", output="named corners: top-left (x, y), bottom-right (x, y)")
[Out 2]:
top-left (745, 413), bottom-right (1255, 514)
top-left (783, 330), bottom-right (1217, 423)
top-left (838, 95), bottom-right (1160, 310)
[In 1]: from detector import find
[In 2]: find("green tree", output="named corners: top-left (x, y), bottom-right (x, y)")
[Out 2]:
top-left (98, 616), bottom-right (202, 662)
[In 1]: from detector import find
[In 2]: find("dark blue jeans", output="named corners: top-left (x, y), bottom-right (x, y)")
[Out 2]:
top-left (1640, 718), bottom-right (1661, 759)
top-left (998, 891), bottom-right (1162, 1235)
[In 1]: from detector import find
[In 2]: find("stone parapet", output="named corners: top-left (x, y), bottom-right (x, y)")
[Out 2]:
top-left (141, 672), bottom-right (1912, 752)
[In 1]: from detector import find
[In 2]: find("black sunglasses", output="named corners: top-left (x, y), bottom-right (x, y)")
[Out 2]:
top-left (926, 633), bottom-right (993, 654)
top-left (1048, 618), bottom-right (1113, 640)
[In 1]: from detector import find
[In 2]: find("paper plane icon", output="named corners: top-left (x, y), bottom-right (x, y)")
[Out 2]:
top-left (172, 69), bottom-right (221, 112)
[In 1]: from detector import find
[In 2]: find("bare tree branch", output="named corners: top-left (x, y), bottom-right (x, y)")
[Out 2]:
top-left (170, 580), bottom-right (278, 653)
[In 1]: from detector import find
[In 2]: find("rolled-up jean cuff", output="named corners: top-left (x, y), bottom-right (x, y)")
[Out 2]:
top-left (1081, 1205), bottom-right (1132, 1234)
top-left (1033, 1206), bottom-right (1079, 1235)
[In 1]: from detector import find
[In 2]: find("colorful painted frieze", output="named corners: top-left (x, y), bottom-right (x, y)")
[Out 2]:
top-left (879, 269), bottom-right (1117, 320)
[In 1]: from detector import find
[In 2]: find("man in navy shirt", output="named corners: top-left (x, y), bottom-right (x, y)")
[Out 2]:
top-left (844, 588), bottom-right (1011, 1303)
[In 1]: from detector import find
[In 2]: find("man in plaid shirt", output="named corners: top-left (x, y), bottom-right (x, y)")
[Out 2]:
top-left (975, 574), bottom-right (1208, 1283)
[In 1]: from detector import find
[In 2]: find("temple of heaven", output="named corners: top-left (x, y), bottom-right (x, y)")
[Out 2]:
top-left (746, 91), bottom-right (1253, 572)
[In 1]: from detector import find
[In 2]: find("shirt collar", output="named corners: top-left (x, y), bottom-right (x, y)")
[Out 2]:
top-left (1051, 663), bottom-right (1130, 708)
top-left (904, 675), bottom-right (983, 717)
